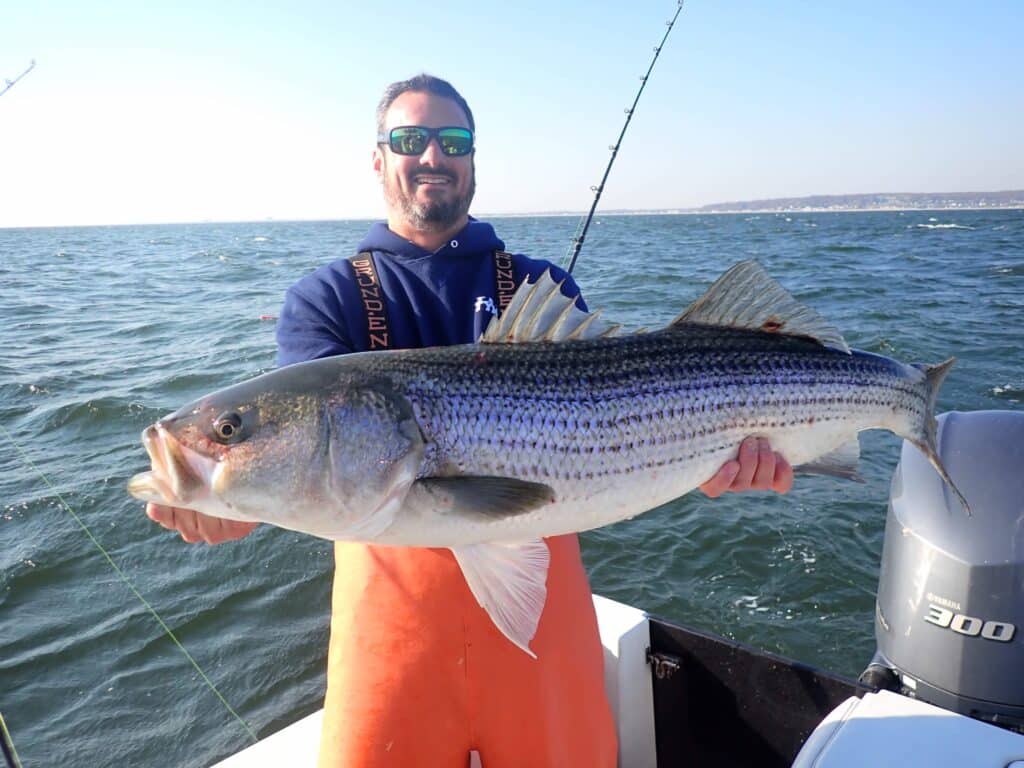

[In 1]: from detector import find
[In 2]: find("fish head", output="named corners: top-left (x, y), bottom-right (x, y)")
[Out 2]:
top-left (129, 373), bottom-right (328, 524)
top-left (129, 360), bottom-right (426, 539)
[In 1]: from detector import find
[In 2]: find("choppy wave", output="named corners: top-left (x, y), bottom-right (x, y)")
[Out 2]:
top-left (815, 244), bottom-right (879, 254)
top-left (992, 383), bottom-right (1023, 400)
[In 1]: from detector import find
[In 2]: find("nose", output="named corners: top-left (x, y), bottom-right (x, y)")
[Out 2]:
top-left (417, 136), bottom-right (446, 165)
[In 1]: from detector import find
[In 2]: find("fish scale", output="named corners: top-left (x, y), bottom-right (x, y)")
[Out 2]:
top-left (347, 327), bottom-right (925, 505)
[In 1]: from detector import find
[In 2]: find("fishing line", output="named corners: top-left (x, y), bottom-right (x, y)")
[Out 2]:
top-left (565, 1), bottom-right (685, 275)
top-left (0, 422), bottom-right (258, 745)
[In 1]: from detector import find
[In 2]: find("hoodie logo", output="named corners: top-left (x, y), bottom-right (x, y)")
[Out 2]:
top-left (474, 296), bottom-right (497, 316)
top-left (350, 255), bottom-right (390, 350)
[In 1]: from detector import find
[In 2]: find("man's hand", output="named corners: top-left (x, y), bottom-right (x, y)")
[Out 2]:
top-left (146, 503), bottom-right (259, 544)
top-left (700, 437), bottom-right (794, 498)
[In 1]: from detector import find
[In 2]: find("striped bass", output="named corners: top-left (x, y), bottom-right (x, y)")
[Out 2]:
top-left (129, 261), bottom-right (968, 656)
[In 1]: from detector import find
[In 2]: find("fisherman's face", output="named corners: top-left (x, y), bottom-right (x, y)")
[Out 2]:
top-left (374, 91), bottom-right (476, 235)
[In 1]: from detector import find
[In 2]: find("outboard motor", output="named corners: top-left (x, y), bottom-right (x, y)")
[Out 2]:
top-left (862, 410), bottom-right (1024, 732)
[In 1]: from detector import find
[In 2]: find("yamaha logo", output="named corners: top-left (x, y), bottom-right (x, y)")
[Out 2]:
top-left (924, 604), bottom-right (1016, 642)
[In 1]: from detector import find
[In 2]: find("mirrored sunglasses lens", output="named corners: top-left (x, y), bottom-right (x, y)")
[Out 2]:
top-left (390, 127), bottom-right (429, 155)
top-left (438, 129), bottom-right (473, 156)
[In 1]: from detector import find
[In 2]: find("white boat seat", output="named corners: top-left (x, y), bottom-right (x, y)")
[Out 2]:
top-left (792, 690), bottom-right (1024, 768)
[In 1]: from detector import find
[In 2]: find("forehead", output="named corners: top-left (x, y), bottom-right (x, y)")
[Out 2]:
top-left (384, 91), bottom-right (469, 130)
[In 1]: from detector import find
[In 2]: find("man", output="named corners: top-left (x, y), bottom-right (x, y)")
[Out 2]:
top-left (147, 74), bottom-right (793, 766)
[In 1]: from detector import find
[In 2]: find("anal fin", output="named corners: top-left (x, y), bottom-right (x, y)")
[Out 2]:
top-left (794, 438), bottom-right (865, 482)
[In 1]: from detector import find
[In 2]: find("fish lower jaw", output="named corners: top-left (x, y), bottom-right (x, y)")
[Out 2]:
top-left (128, 471), bottom-right (177, 506)
top-left (127, 467), bottom-right (238, 522)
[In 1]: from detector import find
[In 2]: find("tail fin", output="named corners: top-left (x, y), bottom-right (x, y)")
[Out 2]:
top-left (911, 357), bottom-right (971, 516)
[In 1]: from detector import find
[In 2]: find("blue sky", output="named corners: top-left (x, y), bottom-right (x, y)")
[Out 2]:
top-left (1, 1), bottom-right (1021, 227)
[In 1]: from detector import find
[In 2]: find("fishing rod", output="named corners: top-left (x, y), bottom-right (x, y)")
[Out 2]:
top-left (0, 60), bottom-right (36, 99)
top-left (0, 713), bottom-right (22, 768)
top-left (565, 2), bottom-right (684, 275)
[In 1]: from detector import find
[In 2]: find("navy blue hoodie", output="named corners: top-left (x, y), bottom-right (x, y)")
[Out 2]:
top-left (276, 219), bottom-right (586, 365)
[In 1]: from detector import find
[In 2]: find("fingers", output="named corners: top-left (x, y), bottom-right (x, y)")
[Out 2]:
top-left (772, 453), bottom-right (794, 494)
top-left (195, 515), bottom-right (259, 544)
top-left (700, 437), bottom-right (793, 498)
top-left (699, 460), bottom-right (740, 498)
top-left (145, 503), bottom-right (258, 544)
top-left (194, 512), bottom-right (224, 544)
top-left (146, 502), bottom-right (173, 527)
top-left (148, 502), bottom-right (197, 540)
top-left (732, 437), bottom-right (762, 490)
top-left (172, 507), bottom-right (203, 543)
top-left (749, 438), bottom-right (777, 491)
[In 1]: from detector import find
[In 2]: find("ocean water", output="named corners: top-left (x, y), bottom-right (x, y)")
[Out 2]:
top-left (1, 210), bottom-right (1021, 766)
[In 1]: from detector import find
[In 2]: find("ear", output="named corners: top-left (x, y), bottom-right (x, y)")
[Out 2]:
top-left (372, 146), bottom-right (385, 183)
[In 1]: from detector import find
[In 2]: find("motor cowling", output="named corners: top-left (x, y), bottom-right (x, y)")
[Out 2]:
top-left (868, 410), bottom-right (1024, 731)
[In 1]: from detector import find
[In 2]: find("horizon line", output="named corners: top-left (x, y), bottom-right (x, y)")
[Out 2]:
top-left (3, 190), bottom-right (1022, 231)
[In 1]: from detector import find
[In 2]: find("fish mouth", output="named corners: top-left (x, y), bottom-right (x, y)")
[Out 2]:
top-left (127, 424), bottom-right (212, 506)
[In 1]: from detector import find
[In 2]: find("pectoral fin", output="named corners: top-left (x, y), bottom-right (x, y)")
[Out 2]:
top-left (451, 539), bottom-right (551, 658)
top-left (413, 476), bottom-right (555, 520)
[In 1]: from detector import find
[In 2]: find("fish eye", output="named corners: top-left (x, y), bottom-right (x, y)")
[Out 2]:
top-left (212, 412), bottom-right (245, 443)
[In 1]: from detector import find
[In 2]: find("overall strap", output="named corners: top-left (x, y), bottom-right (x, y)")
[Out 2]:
top-left (493, 250), bottom-right (517, 315)
top-left (348, 252), bottom-right (392, 350)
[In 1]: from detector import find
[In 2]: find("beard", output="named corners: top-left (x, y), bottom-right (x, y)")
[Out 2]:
top-left (382, 159), bottom-right (476, 233)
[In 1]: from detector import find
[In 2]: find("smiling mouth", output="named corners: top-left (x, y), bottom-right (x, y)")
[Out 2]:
top-left (414, 174), bottom-right (453, 186)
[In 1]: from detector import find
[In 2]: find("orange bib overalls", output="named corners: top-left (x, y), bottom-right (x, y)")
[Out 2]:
top-left (318, 535), bottom-right (617, 767)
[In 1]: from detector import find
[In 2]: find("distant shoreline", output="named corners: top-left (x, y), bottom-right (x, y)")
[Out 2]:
top-left (489, 190), bottom-right (1024, 218)
top-left (486, 205), bottom-right (1024, 218)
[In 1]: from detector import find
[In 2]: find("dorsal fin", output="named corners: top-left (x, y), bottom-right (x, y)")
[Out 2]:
top-left (480, 269), bottom-right (621, 344)
top-left (673, 260), bottom-right (850, 353)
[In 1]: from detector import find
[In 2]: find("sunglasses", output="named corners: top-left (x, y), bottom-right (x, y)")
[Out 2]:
top-left (377, 126), bottom-right (474, 157)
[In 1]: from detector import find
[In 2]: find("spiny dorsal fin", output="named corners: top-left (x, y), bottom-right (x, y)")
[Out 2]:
top-left (673, 260), bottom-right (851, 353)
top-left (480, 269), bottom-right (621, 343)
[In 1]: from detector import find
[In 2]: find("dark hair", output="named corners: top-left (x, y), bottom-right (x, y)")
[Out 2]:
top-left (376, 74), bottom-right (475, 135)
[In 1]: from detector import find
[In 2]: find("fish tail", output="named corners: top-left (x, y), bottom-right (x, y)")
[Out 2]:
top-left (911, 357), bottom-right (972, 516)
top-left (918, 357), bottom-right (955, 449)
